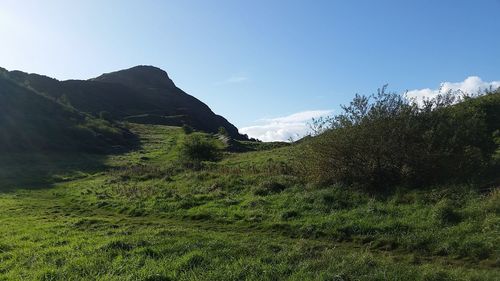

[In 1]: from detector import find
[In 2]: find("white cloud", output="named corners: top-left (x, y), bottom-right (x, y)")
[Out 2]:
top-left (240, 110), bottom-right (332, 142)
top-left (407, 76), bottom-right (500, 102)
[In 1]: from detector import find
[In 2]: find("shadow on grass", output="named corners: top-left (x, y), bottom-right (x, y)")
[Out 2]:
top-left (0, 140), bottom-right (142, 192)
top-left (0, 152), bottom-right (108, 192)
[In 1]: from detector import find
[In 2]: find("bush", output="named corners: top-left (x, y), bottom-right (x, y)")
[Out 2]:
top-left (303, 87), bottom-right (500, 190)
top-left (304, 87), bottom-right (423, 189)
top-left (179, 133), bottom-right (222, 168)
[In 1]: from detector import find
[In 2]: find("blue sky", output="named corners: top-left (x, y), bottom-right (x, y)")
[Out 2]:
top-left (1, 0), bottom-right (499, 141)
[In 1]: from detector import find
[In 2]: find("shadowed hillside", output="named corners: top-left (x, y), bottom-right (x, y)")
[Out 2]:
top-left (0, 70), bottom-right (134, 152)
top-left (4, 66), bottom-right (246, 140)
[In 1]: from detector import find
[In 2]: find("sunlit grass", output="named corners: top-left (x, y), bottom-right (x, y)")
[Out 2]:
top-left (0, 124), bottom-right (498, 280)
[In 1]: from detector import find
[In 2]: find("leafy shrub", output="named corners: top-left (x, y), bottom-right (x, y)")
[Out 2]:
top-left (179, 133), bottom-right (222, 168)
top-left (304, 87), bottom-right (500, 190)
top-left (304, 87), bottom-right (424, 189)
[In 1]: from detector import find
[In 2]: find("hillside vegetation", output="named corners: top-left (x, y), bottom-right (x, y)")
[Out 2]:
top-left (0, 70), bottom-right (133, 152)
top-left (2, 66), bottom-right (246, 140)
top-left (0, 122), bottom-right (498, 279)
top-left (0, 81), bottom-right (498, 280)
top-left (304, 87), bottom-right (500, 190)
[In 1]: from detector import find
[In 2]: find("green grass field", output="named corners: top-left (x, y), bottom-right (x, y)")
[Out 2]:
top-left (0, 124), bottom-right (498, 280)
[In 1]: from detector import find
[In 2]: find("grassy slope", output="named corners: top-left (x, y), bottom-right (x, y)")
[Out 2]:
top-left (4, 66), bottom-right (245, 140)
top-left (0, 75), bottom-right (133, 152)
top-left (0, 124), bottom-right (498, 280)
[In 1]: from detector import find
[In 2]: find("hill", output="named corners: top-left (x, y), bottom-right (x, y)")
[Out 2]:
top-left (0, 69), bottom-right (133, 152)
top-left (0, 70), bottom-right (498, 279)
top-left (4, 66), bottom-right (246, 140)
